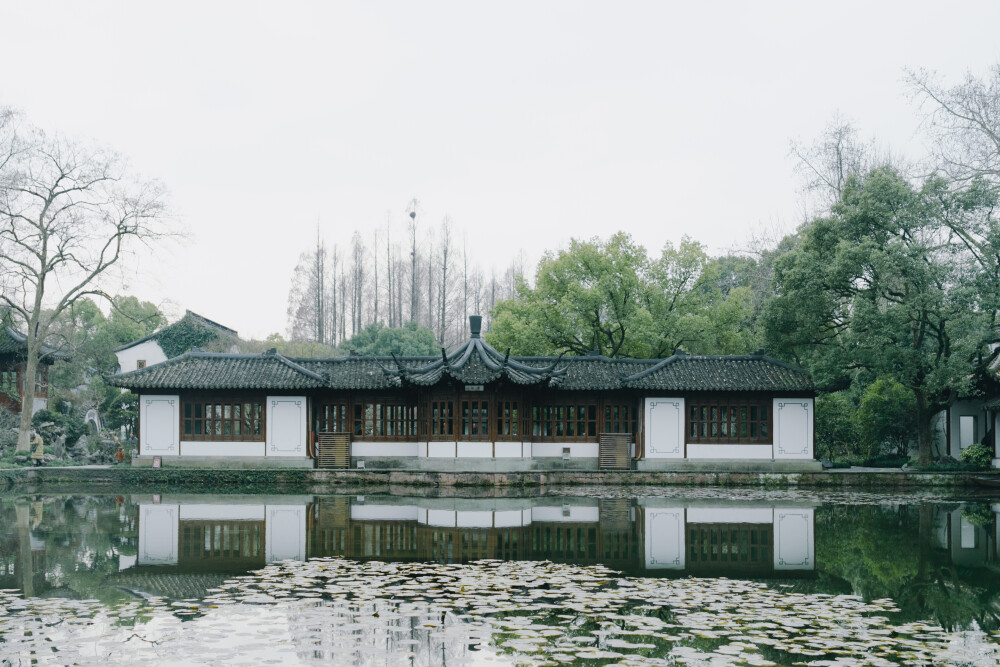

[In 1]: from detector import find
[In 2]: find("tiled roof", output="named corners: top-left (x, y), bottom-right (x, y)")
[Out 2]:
top-left (0, 326), bottom-right (66, 360)
top-left (383, 334), bottom-right (566, 387)
top-left (621, 352), bottom-right (813, 392)
top-left (109, 317), bottom-right (812, 394)
top-left (108, 349), bottom-right (327, 390)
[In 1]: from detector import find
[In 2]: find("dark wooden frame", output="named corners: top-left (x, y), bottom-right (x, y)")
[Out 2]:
top-left (686, 394), bottom-right (772, 445)
top-left (180, 393), bottom-right (266, 442)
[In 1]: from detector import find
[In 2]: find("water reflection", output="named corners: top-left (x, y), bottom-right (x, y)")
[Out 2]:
top-left (1, 492), bottom-right (1000, 631)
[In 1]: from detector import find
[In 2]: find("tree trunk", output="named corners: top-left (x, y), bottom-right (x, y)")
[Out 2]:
top-left (16, 503), bottom-right (34, 597)
top-left (16, 352), bottom-right (39, 452)
top-left (915, 391), bottom-right (933, 466)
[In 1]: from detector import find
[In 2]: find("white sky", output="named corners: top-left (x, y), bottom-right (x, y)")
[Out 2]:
top-left (2, 1), bottom-right (999, 339)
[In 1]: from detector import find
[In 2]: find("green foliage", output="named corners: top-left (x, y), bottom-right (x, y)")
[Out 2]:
top-left (856, 378), bottom-right (917, 458)
top-left (240, 333), bottom-right (337, 358)
top-left (959, 442), bottom-right (993, 470)
top-left (764, 168), bottom-right (1000, 464)
top-left (32, 407), bottom-right (87, 445)
top-left (814, 391), bottom-right (859, 461)
top-left (339, 322), bottom-right (439, 357)
top-left (487, 232), bottom-right (763, 358)
top-left (154, 313), bottom-right (228, 358)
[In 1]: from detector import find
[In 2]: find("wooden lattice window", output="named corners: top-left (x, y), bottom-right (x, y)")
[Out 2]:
top-left (496, 400), bottom-right (520, 440)
top-left (353, 401), bottom-right (419, 439)
top-left (603, 403), bottom-right (637, 434)
top-left (531, 403), bottom-right (599, 441)
top-left (183, 397), bottom-right (264, 441)
top-left (429, 400), bottom-right (455, 440)
top-left (687, 396), bottom-right (771, 444)
top-left (461, 399), bottom-right (490, 440)
top-left (316, 403), bottom-right (349, 433)
top-left (0, 370), bottom-right (18, 396)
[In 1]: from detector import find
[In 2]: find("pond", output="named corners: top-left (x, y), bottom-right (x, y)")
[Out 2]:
top-left (1, 488), bottom-right (999, 665)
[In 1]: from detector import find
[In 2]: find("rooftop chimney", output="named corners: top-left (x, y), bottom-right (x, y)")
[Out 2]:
top-left (469, 315), bottom-right (482, 338)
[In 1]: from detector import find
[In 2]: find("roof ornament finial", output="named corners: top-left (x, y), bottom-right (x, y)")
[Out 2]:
top-left (469, 315), bottom-right (482, 339)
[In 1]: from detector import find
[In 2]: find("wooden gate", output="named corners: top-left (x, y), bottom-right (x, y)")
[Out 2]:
top-left (315, 432), bottom-right (351, 469)
top-left (598, 433), bottom-right (631, 470)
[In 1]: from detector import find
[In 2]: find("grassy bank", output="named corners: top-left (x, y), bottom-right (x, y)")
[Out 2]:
top-left (0, 465), bottom-right (985, 494)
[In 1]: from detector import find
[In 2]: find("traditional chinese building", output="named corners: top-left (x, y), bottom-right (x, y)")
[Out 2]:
top-left (0, 326), bottom-right (61, 415)
top-left (110, 316), bottom-right (817, 471)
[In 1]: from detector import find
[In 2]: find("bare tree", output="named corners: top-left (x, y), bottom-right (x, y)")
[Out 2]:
top-left (906, 64), bottom-right (1000, 183)
top-left (0, 109), bottom-right (167, 450)
top-left (437, 217), bottom-right (453, 345)
top-left (286, 230), bottom-right (329, 344)
top-left (789, 114), bottom-right (890, 215)
top-left (407, 198), bottom-right (419, 323)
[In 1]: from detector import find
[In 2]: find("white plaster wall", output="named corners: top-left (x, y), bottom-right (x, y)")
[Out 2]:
top-left (140, 395), bottom-right (179, 456)
top-left (180, 441), bottom-right (265, 457)
top-left (494, 442), bottom-right (524, 458)
top-left (30, 398), bottom-right (47, 416)
top-left (352, 505), bottom-right (421, 521)
top-left (266, 396), bottom-right (307, 457)
top-left (265, 505), bottom-right (306, 562)
top-left (352, 441), bottom-right (420, 458)
top-left (456, 511), bottom-right (495, 528)
top-left (457, 442), bottom-right (492, 458)
top-left (531, 505), bottom-right (600, 522)
top-left (644, 397), bottom-right (685, 459)
top-left (426, 509), bottom-right (456, 526)
top-left (138, 504), bottom-right (179, 565)
top-left (427, 441), bottom-right (457, 458)
top-left (531, 442), bottom-right (599, 458)
top-left (774, 398), bottom-right (813, 459)
top-left (687, 444), bottom-right (772, 459)
top-left (494, 509), bottom-right (527, 527)
top-left (687, 507), bottom-right (773, 524)
top-left (774, 508), bottom-right (814, 570)
top-left (948, 401), bottom-right (986, 457)
top-left (116, 339), bottom-right (167, 373)
top-left (180, 504), bottom-right (265, 521)
top-left (644, 507), bottom-right (685, 569)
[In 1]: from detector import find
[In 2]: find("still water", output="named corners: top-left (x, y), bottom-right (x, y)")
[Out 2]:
top-left (1, 488), bottom-right (999, 665)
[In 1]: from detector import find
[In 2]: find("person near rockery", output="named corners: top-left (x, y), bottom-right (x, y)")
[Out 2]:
top-left (30, 429), bottom-right (45, 467)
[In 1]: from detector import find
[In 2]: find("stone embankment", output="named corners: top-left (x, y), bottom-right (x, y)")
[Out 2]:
top-left (0, 465), bottom-right (986, 493)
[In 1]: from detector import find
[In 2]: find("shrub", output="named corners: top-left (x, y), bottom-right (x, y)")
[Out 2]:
top-left (959, 442), bottom-right (993, 470)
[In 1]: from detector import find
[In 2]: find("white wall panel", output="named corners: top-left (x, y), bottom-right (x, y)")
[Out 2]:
top-left (645, 398), bottom-right (684, 459)
top-left (531, 442), bottom-right (599, 458)
top-left (645, 507), bottom-right (685, 569)
top-left (138, 504), bottom-right (179, 565)
top-left (774, 508), bottom-right (814, 570)
top-left (266, 396), bottom-right (306, 457)
top-left (531, 505), bottom-right (600, 522)
top-left (140, 395), bottom-right (179, 455)
top-left (351, 505), bottom-right (421, 521)
top-left (265, 505), bottom-right (306, 562)
top-left (774, 398), bottom-right (813, 459)
top-left (180, 504), bottom-right (265, 521)
top-left (180, 441), bottom-right (265, 457)
top-left (351, 441), bottom-right (420, 458)
top-left (687, 507), bottom-right (773, 524)
top-left (494, 442), bottom-right (524, 458)
top-left (457, 442), bottom-right (492, 458)
top-left (687, 444), bottom-right (772, 459)
top-left (427, 442), bottom-right (456, 458)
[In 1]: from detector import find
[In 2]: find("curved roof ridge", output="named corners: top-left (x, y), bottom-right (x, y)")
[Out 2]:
top-left (270, 351), bottom-right (327, 382)
top-left (621, 353), bottom-right (683, 382)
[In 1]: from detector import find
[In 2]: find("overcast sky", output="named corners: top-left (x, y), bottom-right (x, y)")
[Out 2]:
top-left (2, 1), bottom-right (999, 339)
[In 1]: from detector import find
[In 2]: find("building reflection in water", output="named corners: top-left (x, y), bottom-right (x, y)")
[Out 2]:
top-left (132, 495), bottom-right (816, 578)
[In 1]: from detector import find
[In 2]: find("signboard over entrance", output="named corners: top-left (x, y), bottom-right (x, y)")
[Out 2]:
top-left (464, 385), bottom-right (485, 392)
